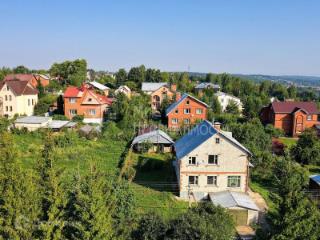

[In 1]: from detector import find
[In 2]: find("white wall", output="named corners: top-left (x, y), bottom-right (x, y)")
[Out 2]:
top-left (177, 133), bottom-right (249, 200)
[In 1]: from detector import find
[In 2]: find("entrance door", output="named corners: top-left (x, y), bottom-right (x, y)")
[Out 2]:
top-left (229, 209), bottom-right (248, 226)
top-left (295, 115), bottom-right (304, 134)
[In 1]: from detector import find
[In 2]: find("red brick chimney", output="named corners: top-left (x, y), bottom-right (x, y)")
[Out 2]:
top-left (170, 83), bottom-right (177, 92)
top-left (175, 92), bottom-right (181, 102)
top-left (213, 121), bottom-right (221, 130)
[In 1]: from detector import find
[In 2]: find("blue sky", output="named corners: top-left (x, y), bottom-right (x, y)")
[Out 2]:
top-left (0, 0), bottom-right (319, 75)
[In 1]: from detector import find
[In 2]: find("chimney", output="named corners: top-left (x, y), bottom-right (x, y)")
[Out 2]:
top-left (170, 83), bottom-right (177, 92)
top-left (213, 121), bottom-right (221, 130)
top-left (175, 92), bottom-right (181, 102)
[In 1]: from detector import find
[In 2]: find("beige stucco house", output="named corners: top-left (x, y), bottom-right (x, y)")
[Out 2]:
top-left (174, 120), bottom-right (259, 225)
top-left (0, 80), bottom-right (38, 118)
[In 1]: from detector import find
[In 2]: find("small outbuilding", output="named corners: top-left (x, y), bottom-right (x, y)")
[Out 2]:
top-left (209, 191), bottom-right (259, 226)
top-left (131, 129), bottom-right (174, 153)
top-left (14, 116), bottom-right (76, 131)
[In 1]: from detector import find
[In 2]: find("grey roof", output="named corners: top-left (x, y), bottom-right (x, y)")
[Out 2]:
top-left (195, 82), bottom-right (220, 89)
top-left (47, 120), bottom-right (74, 129)
top-left (174, 120), bottom-right (252, 160)
top-left (310, 175), bottom-right (320, 186)
top-left (141, 82), bottom-right (167, 92)
top-left (132, 129), bottom-right (174, 146)
top-left (14, 116), bottom-right (51, 124)
top-left (79, 125), bottom-right (101, 134)
top-left (209, 191), bottom-right (259, 211)
top-left (88, 81), bottom-right (109, 91)
top-left (166, 93), bottom-right (208, 116)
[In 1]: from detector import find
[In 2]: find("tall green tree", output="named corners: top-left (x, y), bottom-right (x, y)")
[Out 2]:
top-left (13, 65), bottom-right (30, 74)
top-left (115, 68), bottom-right (128, 86)
top-left (291, 129), bottom-right (320, 165)
top-left (167, 203), bottom-right (235, 240)
top-left (225, 100), bottom-right (240, 115)
top-left (0, 132), bottom-right (39, 239)
top-left (64, 168), bottom-right (115, 240)
top-left (35, 134), bottom-right (67, 240)
top-left (271, 158), bottom-right (320, 240)
top-left (49, 59), bottom-right (87, 86)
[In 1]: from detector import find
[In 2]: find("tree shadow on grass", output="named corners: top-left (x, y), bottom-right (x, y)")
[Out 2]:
top-left (133, 155), bottom-right (179, 193)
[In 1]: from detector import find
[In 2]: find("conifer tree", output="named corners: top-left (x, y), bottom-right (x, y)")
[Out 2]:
top-left (64, 166), bottom-right (114, 240)
top-left (0, 132), bottom-right (39, 239)
top-left (35, 133), bottom-right (66, 240)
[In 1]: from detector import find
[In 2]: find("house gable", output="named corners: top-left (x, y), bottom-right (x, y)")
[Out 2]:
top-left (81, 91), bottom-right (101, 105)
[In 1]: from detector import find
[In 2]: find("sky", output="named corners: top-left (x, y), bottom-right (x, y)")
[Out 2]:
top-left (0, 0), bottom-right (319, 75)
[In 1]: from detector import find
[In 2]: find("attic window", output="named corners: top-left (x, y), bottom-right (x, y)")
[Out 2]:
top-left (216, 138), bottom-right (220, 144)
top-left (307, 115), bottom-right (312, 121)
top-left (88, 98), bottom-right (92, 102)
top-left (186, 100), bottom-right (190, 105)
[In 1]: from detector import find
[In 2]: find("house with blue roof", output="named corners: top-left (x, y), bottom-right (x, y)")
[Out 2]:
top-left (173, 120), bottom-right (258, 224)
top-left (309, 175), bottom-right (320, 191)
top-left (166, 93), bottom-right (208, 129)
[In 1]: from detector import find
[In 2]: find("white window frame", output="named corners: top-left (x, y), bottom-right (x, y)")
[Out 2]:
top-left (188, 176), bottom-right (198, 185)
top-left (227, 176), bottom-right (241, 188)
top-left (184, 118), bottom-right (190, 124)
top-left (69, 98), bottom-right (76, 103)
top-left (69, 109), bottom-right (77, 115)
top-left (188, 156), bottom-right (196, 165)
top-left (208, 155), bottom-right (218, 165)
top-left (207, 176), bottom-right (217, 186)
top-left (171, 118), bottom-right (178, 124)
top-left (89, 109), bottom-right (96, 115)
top-left (184, 108), bottom-right (190, 114)
top-left (196, 108), bottom-right (203, 114)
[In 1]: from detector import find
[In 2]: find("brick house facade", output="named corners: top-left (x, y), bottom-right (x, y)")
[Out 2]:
top-left (4, 74), bottom-right (50, 88)
top-left (260, 101), bottom-right (320, 136)
top-left (166, 93), bottom-right (208, 129)
top-left (64, 85), bottom-right (113, 124)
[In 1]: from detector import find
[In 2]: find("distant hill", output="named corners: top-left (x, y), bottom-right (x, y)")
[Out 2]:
top-left (187, 72), bottom-right (320, 88)
top-left (234, 74), bottom-right (320, 88)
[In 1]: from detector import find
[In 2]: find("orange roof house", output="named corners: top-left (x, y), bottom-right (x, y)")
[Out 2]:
top-left (141, 82), bottom-right (176, 111)
top-left (64, 85), bottom-right (113, 124)
top-left (260, 101), bottom-right (320, 136)
top-left (166, 93), bottom-right (208, 129)
top-left (4, 74), bottom-right (50, 88)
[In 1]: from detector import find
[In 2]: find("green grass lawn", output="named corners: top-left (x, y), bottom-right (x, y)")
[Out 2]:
top-left (278, 137), bottom-right (298, 149)
top-left (250, 181), bottom-right (278, 214)
top-left (12, 131), bottom-right (126, 179)
top-left (128, 152), bottom-right (189, 219)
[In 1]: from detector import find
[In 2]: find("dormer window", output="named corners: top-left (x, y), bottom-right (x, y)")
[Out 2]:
top-left (307, 115), bottom-right (312, 121)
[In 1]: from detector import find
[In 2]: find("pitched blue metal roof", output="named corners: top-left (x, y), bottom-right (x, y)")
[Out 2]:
top-left (174, 120), bottom-right (217, 159)
top-left (166, 93), bottom-right (188, 115)
top-left (310, 175), bottom-right (320, 186)
top-left (165, 93), bottom-right (208, 116)
top-left (174, 120), bottom-right (252, 159)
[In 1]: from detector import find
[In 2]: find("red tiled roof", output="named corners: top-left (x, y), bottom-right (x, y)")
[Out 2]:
top-left (1, 80), bottom-right (38, 95)
top-left (4, 74), bottom-right (34, 82)
top-left (64, 86), bottom-right (81, 98)
top-left (272, 101), bottom-right (319, 114)
top-left (64, 85), bottom-right (114, 105)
